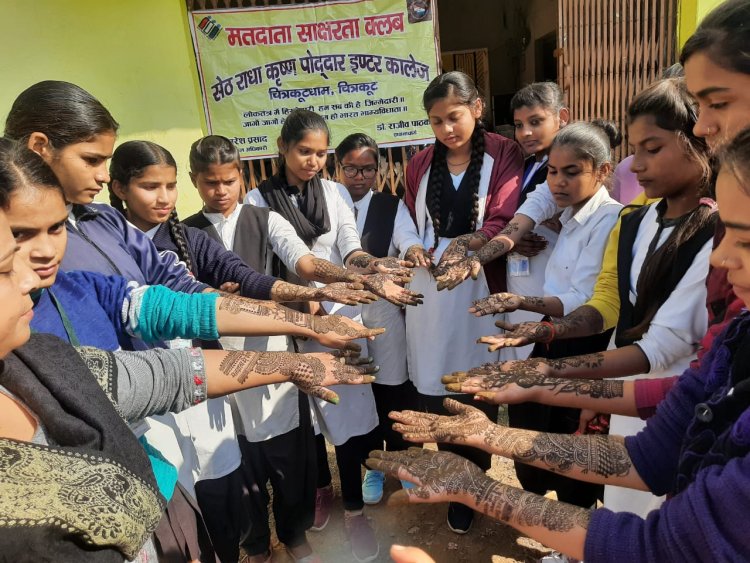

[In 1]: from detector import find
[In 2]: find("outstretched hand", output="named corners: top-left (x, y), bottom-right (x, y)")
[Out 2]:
top-left (314, 282), bottom-right (378, 306)
top-left (366, 448), bottom-right (488, 507)
top-left (477, 319), bottom-right (553, 350)
top-left (286, 352), bottom-right (378, 404)
top-left (469, 293), bottom-right (523, 316)
top-left (363, 273), bottom-right (424, 306)
top-left (432, 236), bottom-right (479, 291)
top-left (442, 359), bottom-right (551, 391)
top-left (309, 314), bottom-right (385, 351)
top-left (404, 245), bottom-right (434, 270)
top-left (389, 397), bottom-right (494, 446)
top-left (370, 256), bottom-right (415, 279)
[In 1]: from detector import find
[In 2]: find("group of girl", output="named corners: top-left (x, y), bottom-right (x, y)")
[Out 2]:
top-left (2, 1), bottom-right (750, 562)
top-left (371, 1), bottom-right (750, 562)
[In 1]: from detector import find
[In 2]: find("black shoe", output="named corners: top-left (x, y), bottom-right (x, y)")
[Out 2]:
top-left (447, 502), bottom-right (473, 534)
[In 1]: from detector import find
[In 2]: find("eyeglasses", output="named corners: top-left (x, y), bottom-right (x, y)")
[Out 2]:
top-left (342, 165), bottom-right (378, 179)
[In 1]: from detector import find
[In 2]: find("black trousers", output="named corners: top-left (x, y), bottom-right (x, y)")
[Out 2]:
top-left (315, 427), bottom-right (382, 511)
top-left (194, 467), bottom-right (247, 563)
top-left (372, 380), bottom-right (419, 452)
top-left (508, 328), bottom-right (613, 509)
top-left (238, 391), bottom-right (317, 555)
top-left (417, 392), bottom-right (498, 472)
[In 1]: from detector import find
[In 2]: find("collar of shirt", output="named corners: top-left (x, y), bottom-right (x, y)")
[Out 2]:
top-left (560, 185), bottom-right (614, 229)
top-left (143, 224), bottom-right (160, 240)
top-left (523, 155), bottom-right (548, 188)
top-left (203, 203), bottom-right (243, 249)
top-left (202, 202), bottom-right (242, 225)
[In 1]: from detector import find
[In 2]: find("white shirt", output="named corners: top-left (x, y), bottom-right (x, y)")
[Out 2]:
top-left (203, 203), bottom-right (312, 274)
top-left (245, 180), bottom-right (363, 279)
top-left (516, 180), bottom-right (559, 224)
top-left (543, 186), bottom-right (622, 314)
top-left (246, 179), bottom-right (377, 445)
top-left (352, 189), bottom-right (373, 233)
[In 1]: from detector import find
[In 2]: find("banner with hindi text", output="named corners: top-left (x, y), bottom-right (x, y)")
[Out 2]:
top-left (189, 0), bottom-right (439, 159)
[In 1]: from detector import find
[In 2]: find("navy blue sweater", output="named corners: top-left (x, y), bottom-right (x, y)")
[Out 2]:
top-left (151, 221), bottom-right (277, 300)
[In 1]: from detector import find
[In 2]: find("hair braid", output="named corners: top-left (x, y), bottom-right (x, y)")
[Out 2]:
top-left (426, 140), bottom-right (448, 250)
top-left (467, 121), bottom-right (485, 231)
top-left (167, 210), bottom-right (194, 274)
top-left (109, 188), bottom-right (127, 217)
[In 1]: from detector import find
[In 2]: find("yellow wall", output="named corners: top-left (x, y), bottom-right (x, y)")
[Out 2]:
top-left (0, 0), bottom-right (207, 216)
top-left (678, 0), bottom-right (724, 47)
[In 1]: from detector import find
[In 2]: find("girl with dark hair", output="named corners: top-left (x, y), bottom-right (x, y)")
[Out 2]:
top-left (465, 120), bottom-right (622, 509)
top-left (245, 110), bottom-right (420, 561)
top-left (1, 139), bottom-right (381, 563)
top-left (3, 81), bottom-right (209, 303)
top-left (503, 81), bottom-right (570, 362)
top-left (392, 70), bottom-right (524, 533)
top-left (108, 138), bottom-right (383, 562)
top-left (372, 133), bottom-right (750, 557)
top-left (0, 152), bottom-right (371, 563)
top-left (466, 78), bottom-right (717, 516)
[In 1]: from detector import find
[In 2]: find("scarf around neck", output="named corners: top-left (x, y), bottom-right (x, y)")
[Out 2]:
top-left (257, 171), bottom-right (331, 246)
top-left (0, 334), bottom-right (165, 562)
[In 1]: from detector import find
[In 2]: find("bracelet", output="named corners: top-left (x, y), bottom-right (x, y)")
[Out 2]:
top-left (539, 321), bottom-right (556, 344)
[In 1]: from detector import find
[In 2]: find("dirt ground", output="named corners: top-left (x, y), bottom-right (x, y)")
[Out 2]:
top-left (263, 407), bottom-right (553, 563)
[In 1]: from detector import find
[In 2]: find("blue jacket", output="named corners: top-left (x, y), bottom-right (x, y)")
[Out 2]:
top-left (62, 203), bottom-right (208, 293)
top-left (32, 270), bottom-right (129, 350)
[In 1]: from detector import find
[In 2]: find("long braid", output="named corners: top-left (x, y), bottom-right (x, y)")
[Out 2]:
top-left (167, 210), bottom-right (194, 274)
top-left (109, 188), bottom-right (127, 218)
top-left (466, 121), bottom-right (485, 231)
top-left (426, 140), bottom-right (448, 251)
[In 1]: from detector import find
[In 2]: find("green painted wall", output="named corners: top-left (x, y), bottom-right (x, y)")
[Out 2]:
top-left (0, 0), bottom-right (207, 215)
top-left (678, 0), bottom-right (724, 47)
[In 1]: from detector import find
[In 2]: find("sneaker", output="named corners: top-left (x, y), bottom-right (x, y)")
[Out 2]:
top-left (310, 485), bottom-right (334, 531)
top-left (447, 502), bottom-right (474, 534)
top-left (362, 469), bottom-right (385, 505)
top-left (345, 512), bottom-right (379, 562)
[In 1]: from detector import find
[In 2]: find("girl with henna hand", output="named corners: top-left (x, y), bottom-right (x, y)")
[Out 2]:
top-left (1, 140), bottom-right (381, 563)
top-left (0, 178), bottom-right (377, 562)
top-left (502, 81), bottom-right (570, 363)
top-left (109, 139), bottom-right (378, 307)
top-left (392, 71), bottom-right (523, 533)
top-left (380, 221), bottom-right (750, 560)
top-left (467, 79), bottom-right (718, 516)
top-left (245, 110), bottom-right (419, 558)
top-left (107, 138), bottom-right (383, 562)
top-left (467, 121), bottom-right (623, 509)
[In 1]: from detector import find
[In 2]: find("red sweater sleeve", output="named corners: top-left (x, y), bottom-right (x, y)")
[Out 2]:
top-left (476, 133), bottom-right (524, 239)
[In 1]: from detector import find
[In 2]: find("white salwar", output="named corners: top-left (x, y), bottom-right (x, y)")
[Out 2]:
top-left (246, 180), bottom-right (379, 445)
top-left (393, 154), bottom-right (502, 396)
top-left (603, 204), bottom-right (711, 516)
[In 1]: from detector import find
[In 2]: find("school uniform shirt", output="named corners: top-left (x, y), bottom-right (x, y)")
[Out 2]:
top-left (542, 186), bottom-right (622, 314)
top-left (605, 203), bottom-right (711, 516)
top-left (394, 136), bottom-right (523, 396)
top-left (203, 203), bottom-right (311, 442)
top-left (353, 190), bottom-right (408, 386)
top-left (246, 180), bottom-right (379, 446)
top-left (504, 158), bottom-right (561, 361)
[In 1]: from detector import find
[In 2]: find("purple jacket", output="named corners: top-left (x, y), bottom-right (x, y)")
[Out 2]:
top-left (585, 311), bottom-right (750, 561)
top-left (62, 204), bottom-right (207, 293)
